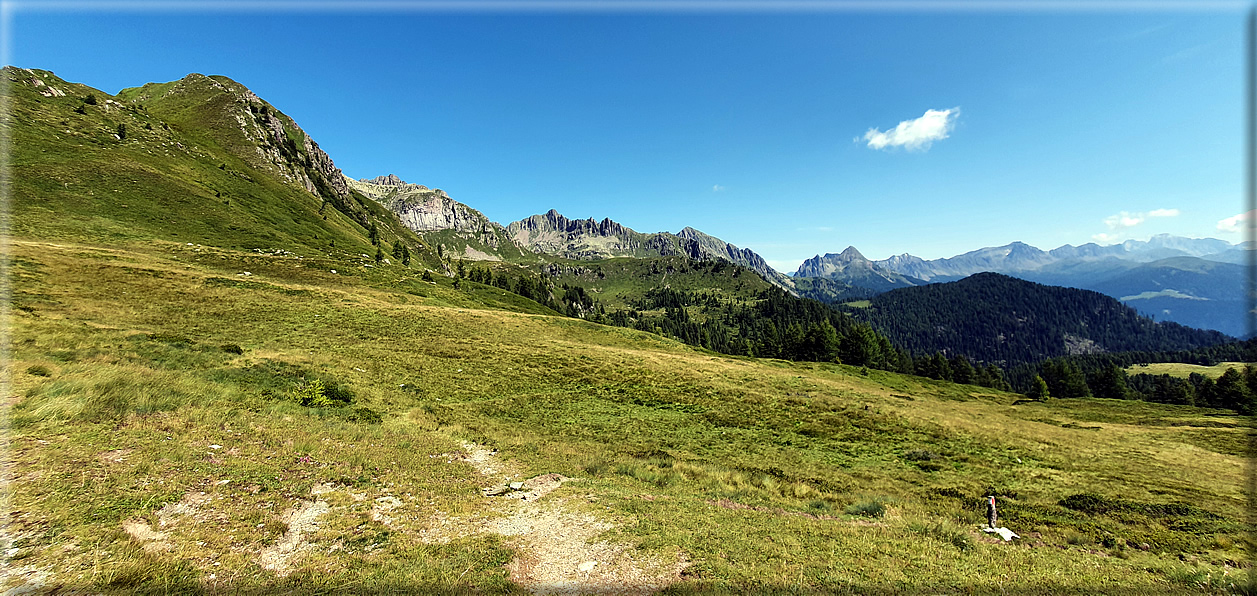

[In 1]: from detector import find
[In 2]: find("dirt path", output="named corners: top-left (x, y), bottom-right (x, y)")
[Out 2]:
top-left (439, 443), bottom-right (687, 595)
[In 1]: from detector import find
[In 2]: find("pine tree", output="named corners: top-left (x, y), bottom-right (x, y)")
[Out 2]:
top-left (1089, 364), bottom-right (1132, 400)
top-left (1027, 375), bottom-right (1050, 401)
top-left (374, 247), bottom-right (384, 263)
top-left (951, 355), bottom-right (976, 385)
top-left (392, 242), bottom-right (403, 259)
top-left (369, 221), bottom-right (380, 246)
top-left (401, 243), bottom-right (411, 266)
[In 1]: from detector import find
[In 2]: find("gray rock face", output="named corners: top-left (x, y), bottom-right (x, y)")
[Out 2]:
top-left (346, 175), bottom-right (493, 233)
top-left (674, 227), bottom-right (794, 290)
top-left (507, 210), bottom-right (795, 292)
top-left (506, 210), bottom-right (644, 258)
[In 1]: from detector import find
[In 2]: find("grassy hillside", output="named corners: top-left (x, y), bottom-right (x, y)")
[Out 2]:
top-left (5, 238), bottom-right (1252, 594)
top-left (1126, 362), bottom-right (1250, 380)
top-left (542, 255), bottom-right (775, 311)
top-left (7, 67), bottom-right (439, 271)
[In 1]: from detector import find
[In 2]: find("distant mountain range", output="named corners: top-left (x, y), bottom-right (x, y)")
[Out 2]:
top-left (794, 236), bottom-right (1250, 338)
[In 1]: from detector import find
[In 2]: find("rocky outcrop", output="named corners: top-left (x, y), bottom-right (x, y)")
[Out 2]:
top-left (508, 210), bottom-right (794, 293)
top-left (346, 175), bottom-right (526, 261)
top-left (674, 227), bottom-right (794, 290)
top-left (345, 175), bottom-right (486, 234)
top-left (507, 210), bottom-right (645, 258)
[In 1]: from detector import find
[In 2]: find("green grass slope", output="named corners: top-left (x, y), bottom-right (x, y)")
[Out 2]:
top-left (5, 237), bottom-right (1252, 594)
top-left (541, 255), bottom-right (775, 311)
top-left (6, 67), bottom-right (440, 271)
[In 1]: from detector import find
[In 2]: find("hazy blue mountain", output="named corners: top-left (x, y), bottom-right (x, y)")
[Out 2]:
top-left (805, 235), bottom-right (1243, 336)
top-left (793, 247), bottom-right (924, 293)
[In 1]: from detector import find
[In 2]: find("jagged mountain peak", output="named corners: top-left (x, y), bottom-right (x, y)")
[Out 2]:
top-left (362, 174), bottom-right (407, 186)
top-left (794, 247), bottom-right (921, 293)
top-left (837, 246), bottom-right (867, 261)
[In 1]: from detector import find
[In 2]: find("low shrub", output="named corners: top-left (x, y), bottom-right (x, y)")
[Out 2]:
top-left (26, 364), bottom-right (51, 377)
top-left (845, 497), bottom-right (888, 518)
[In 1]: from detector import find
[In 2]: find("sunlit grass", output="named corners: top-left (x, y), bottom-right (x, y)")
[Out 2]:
top-left (5, 238), bottom-right (1253, 594)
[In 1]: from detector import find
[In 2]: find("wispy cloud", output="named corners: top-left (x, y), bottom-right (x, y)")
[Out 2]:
top-left (712, 184), bottom-right (726, 192)
top-left (1093, 208), bottom-right (1180, 242)
top-left (1218, 210), bottom-right (1254, 234)
top-left (860, 108), bottom-right (958, 152)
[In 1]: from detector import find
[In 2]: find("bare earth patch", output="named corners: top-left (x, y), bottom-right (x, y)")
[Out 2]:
top-left (257, 484), bottom-right (334, 577)
top-left (122, 519), bottom-right (171, 553)
top-left (435, 443), bottom-right (687, 595)
top-left (122, 490), bottom-right (213, 553)
top-left (490, 501), bottom-right (686, 595)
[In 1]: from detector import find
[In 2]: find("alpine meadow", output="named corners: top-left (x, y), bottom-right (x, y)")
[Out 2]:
top-left (2, 51), bottom-right (1254, 596)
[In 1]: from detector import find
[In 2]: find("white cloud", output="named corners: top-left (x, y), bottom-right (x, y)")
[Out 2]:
top-left (1094, 207), bottom-right (1182, 243)
top-left (1218, 210), bottom-right (1255, 234)
top-left (712, 184), bottom-right (726, 192)
top-left (861, 108), bottom-right (958, 151)
top-left (1103, 211), bottom-right (1145, 230)
top-left (1102, 208), bottom-right (1180, 231)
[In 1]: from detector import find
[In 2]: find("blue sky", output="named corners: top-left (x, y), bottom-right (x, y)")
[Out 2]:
top-left (7, 3), bottom-right (1249, 271)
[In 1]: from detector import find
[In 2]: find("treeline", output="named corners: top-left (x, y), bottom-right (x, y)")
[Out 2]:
top-left (459, 267), bottom-right (1011, 388)
top-left (463, 265), bottom-right (602, 318)
top-left (604, 286), bottom-right (1011, 390)
top-left (1007, 342), bottom-right (1257, 414)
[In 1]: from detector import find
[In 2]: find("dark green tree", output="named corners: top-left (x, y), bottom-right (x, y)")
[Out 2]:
top-left (392, 242), bottom-right (403, 259)
top-left (401, 243), bottom-right (411, 266)
top-left (1026, 375), bottom-right (1050, 401)
top-left (801, 321), bottom-right (841, 363)
top-left (83, 93), bottom-right (97, 105)
top-left (369, 221), bottom-right (380, 246)
top-left (839, 324), bottom-right (881, 368)
top-left (1215, 368), bottom-right (1254, 414)
top-left (951, 355), bottom-right (976, 385)
top-left (1042, 359), bottom-right (1090, 398)
top-left (374, 247), bottom-right (384, 263)
top-left (422, 269), bottom-right (434, 282)
top-left (116, 123), bottom-right (126, 140)
top-left (1089, 364), bottom-right (1132, 400)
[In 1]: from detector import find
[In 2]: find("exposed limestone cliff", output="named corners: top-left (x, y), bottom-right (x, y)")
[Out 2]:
top-left (346, 175), bottom-right (526, 261)
top-left (507, 210), bottom-right (794, 293)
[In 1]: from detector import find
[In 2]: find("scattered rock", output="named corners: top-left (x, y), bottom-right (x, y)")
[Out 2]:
top-left (371, 496), bottom-right (402, 527)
